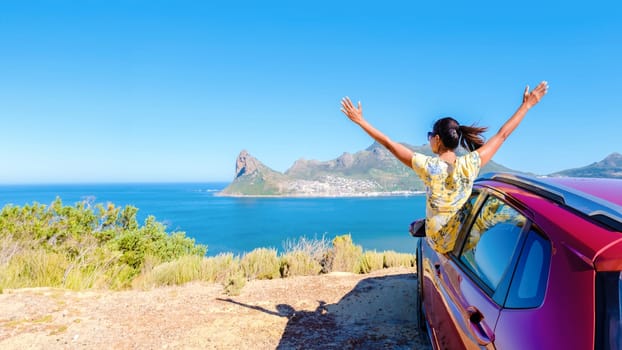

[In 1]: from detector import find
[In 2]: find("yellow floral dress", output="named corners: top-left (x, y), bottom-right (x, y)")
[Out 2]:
top-left (411, 151), bottom-right (481, 253)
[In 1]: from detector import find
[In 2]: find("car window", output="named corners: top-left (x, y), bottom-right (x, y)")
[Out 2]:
top-left (453, 193), bottom-right (480, 242)
top-left (460, 196), bottom-right (526, 291)
top-left (505, 229), bottom-right (551, 308)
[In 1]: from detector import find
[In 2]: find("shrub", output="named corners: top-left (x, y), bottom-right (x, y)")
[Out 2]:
top-left (280, 235), bottom-right (329, 277)
top-left (135, 255), bottom-right (204, 288)
top-left (132, 253), bottom-right (244, 290)
top-left (106, 264), bottom-right (137, 290)
top-left (282, 235), bottom-right (331, 262)
top-left (383, 251), bottom-right (416, 268)
top-left (357, 250), bottom-right (384, 274)
top-left (197, 253), bottom-right (246, 295)
top-left (0, 199), bottom-right (209, 290)
top-left (111, 217), bottom-right (207, 270)
top-left (325, 234), bottom-right (363, 273)
top-left (223, 270), bottom-right (246, 296)
top-left (0, 203), bottom-right (54, 241)
top-left (0, 234), bottom-right (22, 266)
top-left (240, 248), bottom-right (280, 280)
top-left (62, 245), bottom-right (121, 290)
top-left (203, 253), bottom-right (240, 283)
top-left (280, 250), bottom-right (322, 277)
top-left (0, 249), bottom-right (67, 288)
top-left (0, 199), bottom-right (415, 291)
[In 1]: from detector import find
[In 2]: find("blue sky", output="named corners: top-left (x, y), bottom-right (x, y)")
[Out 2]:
top-left (1, 1), bottom-right (620, 183)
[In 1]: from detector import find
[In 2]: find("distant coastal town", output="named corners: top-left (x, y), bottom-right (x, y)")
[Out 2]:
top-left (218, 147), bottom-right (622, 197)
top-left (219, 175), bottom-right (424, 198)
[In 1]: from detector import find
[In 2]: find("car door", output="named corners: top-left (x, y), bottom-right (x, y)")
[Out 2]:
top-left (430, 193), bottom-right (530, 349)
top-left (420, 193), bottom-right (482, 349)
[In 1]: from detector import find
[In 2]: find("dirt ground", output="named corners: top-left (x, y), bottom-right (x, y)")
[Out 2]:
top-left (0, 267), bottom-right (431, 349)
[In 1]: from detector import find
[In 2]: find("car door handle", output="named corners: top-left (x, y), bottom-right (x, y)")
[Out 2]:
top-left (466, 306), bottom-right (494, 346)
top-left (434, 263), bottom-right (441, 277)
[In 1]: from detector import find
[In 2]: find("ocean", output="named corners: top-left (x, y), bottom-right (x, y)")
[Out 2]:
top-left (0, 183), bottom-right (426, 256)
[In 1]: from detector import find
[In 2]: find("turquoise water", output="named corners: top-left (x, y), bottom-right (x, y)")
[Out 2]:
top-left (0, 183), bottom-right (426, 256)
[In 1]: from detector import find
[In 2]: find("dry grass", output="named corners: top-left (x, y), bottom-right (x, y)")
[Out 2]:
top-left (1, 228), bottom-right (413, 297)
top-left (358, 251), bottom-right (385, 274)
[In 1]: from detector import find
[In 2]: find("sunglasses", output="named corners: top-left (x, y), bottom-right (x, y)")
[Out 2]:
top-left (427, 132), bottom-right (436, 140)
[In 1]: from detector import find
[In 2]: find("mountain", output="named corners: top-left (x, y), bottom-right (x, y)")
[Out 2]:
top-left (550, 153), bottom-right (622, 178)
top-left (218, 143), bottom-right (519, 197)
top-left (217, 150), bottom-right (289, 196)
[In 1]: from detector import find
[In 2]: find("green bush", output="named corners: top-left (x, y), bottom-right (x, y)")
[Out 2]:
top-left (0, 199), bottom-right (208, 290)
top-left (111, 216), bottom-right (207, 272)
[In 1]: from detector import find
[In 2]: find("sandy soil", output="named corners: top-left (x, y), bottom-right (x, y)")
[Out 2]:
top-left (0, 267), bottom-right (431, 349)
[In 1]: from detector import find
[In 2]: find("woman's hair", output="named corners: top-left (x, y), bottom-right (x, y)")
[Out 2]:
top-left (432, 117), bottom-right (487, 152)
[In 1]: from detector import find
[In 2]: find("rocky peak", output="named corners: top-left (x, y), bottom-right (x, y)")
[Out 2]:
top-left (599, 152), bottom-right (622, 167)
top-left (365, 141), bottom-right (385, 153)
top-left (235, 150), bottom-right (262, 178)
top-left (365, 141), bottom-right (394, 161)
top-left (287, 158), bottom-right (310, 173)
top-left (336, 152), bottom-right (354, 168)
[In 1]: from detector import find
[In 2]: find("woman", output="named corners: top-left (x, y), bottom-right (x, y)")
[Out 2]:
top-left (340, 81), bottom-right (549, 253)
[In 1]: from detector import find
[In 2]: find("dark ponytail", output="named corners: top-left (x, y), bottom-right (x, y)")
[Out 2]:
top-left (433, 117), bottom-right (487, 152)
top-left (459, 124), bottom-right (487, 151)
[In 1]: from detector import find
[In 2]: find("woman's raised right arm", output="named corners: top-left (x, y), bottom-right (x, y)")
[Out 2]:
top-left (341, 97), bottom-right (414, 168)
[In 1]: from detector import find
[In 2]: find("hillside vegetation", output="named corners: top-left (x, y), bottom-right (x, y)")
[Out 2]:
top-left (551, 152), bottom-right (622, 178)
top-left (0, 199), bottom-right (414, 295)
top-left (0, 198), bottom-right (206, 290)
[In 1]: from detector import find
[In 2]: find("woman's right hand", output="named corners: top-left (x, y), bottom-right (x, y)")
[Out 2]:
top-left (340, 97), bottom-right (364, 125)
top-left (522, 81), bottom-right (549, 108)
top-left (339, 96), bottom-right (414, 168)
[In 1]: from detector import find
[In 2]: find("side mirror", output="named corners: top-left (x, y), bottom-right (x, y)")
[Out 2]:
top-left (409, 219), bottom-right (426, 237)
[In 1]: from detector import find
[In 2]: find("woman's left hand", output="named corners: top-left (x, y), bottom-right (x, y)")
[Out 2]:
top-left (340, 97), bottom-right (365, 125)
top-left (522, 81), bottom-right (549, 108)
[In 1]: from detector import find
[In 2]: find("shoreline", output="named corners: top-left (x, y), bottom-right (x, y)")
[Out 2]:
top-left (215, 191), bottom-right (426, 198)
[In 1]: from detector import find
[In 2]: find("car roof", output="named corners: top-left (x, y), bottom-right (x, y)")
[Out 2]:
top-left (542, 177), bottom-right (622, 208)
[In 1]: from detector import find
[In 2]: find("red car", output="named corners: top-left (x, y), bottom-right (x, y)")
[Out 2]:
top-left (412, 172), bottom-right (622, 349)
